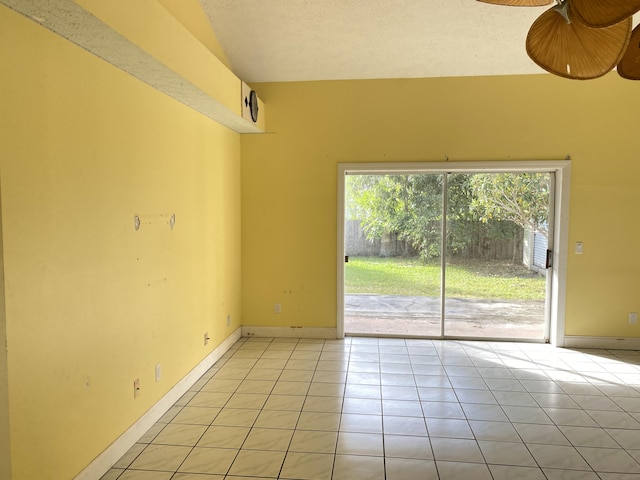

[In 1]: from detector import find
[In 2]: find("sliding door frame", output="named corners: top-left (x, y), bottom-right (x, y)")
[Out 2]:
top-left (337, 160), bottom-right (571, 346)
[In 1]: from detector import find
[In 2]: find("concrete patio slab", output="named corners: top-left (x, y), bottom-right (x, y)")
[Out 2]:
top-left (344, 294), bottom-right (545, 339)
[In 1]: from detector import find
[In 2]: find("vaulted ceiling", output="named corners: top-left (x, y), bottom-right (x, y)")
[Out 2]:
top-left (200, 0), bottom-right (555, 82)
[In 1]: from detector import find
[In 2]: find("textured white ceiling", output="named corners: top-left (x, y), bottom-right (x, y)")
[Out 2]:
top-left (200, 0), bottom-right (553, 82)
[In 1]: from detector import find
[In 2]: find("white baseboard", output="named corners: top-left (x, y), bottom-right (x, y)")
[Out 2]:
top-left (242, 325), bottom-right (337, 339)
top-left (564, 336), bottom-right (640, 350)
top-left (74, 328), bottom-right (242, 480)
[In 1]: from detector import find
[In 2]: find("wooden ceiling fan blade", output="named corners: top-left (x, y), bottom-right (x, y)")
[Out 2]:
top-left (618, 25), bottom-right (640, 80)
top-left (571, 0), bottom-right (640, 28)
top-left (526, 5), bottom-right (632, 79)
top-left (476, 0), bottom-right (553, 5)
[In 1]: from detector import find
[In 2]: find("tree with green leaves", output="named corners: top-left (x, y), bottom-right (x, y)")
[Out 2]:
top-left (468, 173), bottom-right (549, 238)
top-left (346, 172), bottom-right (549, 261)
top-left (347, 174), bottom-right (450, 260)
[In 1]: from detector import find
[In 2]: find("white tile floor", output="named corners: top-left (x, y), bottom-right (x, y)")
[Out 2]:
top-left (102, 337), bottom-right (640, 479)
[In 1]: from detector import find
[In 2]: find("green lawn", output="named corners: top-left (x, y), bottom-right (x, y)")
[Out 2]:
top-left (345, 256), bottom-right (545, 300)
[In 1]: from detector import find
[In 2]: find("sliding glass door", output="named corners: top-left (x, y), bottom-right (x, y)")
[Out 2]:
top-left (343, 170), bottom-right (552, 340)
top-left (344, 174), bottom-right (443, 337)
top-left (443, 173), bottom-right (551, 339)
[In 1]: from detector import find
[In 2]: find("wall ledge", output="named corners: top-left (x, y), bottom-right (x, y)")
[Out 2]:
top-left (74, 328), bottom-right (242, 480)
top-left (0, 0), bottom-right (263, 133)
top-left (564, 336), bottom-right (640, 351)
top-left (242, 326), bottom-right (338, 339)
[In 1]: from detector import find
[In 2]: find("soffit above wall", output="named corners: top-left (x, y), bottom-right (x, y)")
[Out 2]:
top-left (1, 0), bottom-right (262, 133)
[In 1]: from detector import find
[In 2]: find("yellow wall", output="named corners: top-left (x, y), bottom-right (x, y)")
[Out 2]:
top-left (157, 0), bottom-right (232, 68)
top-left (0, 3), bottom-right (241, 479)
top-left (241, 75), bottom-right (640, 338)
top-left (0, 195), bottom-right (10, 480)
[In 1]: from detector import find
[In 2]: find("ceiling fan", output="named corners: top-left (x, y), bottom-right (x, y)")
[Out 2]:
top-left (478, 0), bottom-right (640, 80)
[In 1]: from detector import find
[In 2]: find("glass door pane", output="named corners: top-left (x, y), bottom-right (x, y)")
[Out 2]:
top-left (344, 173), bottom-right (443, 337)
top-left (443, 172), bottom-right (550, 339)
